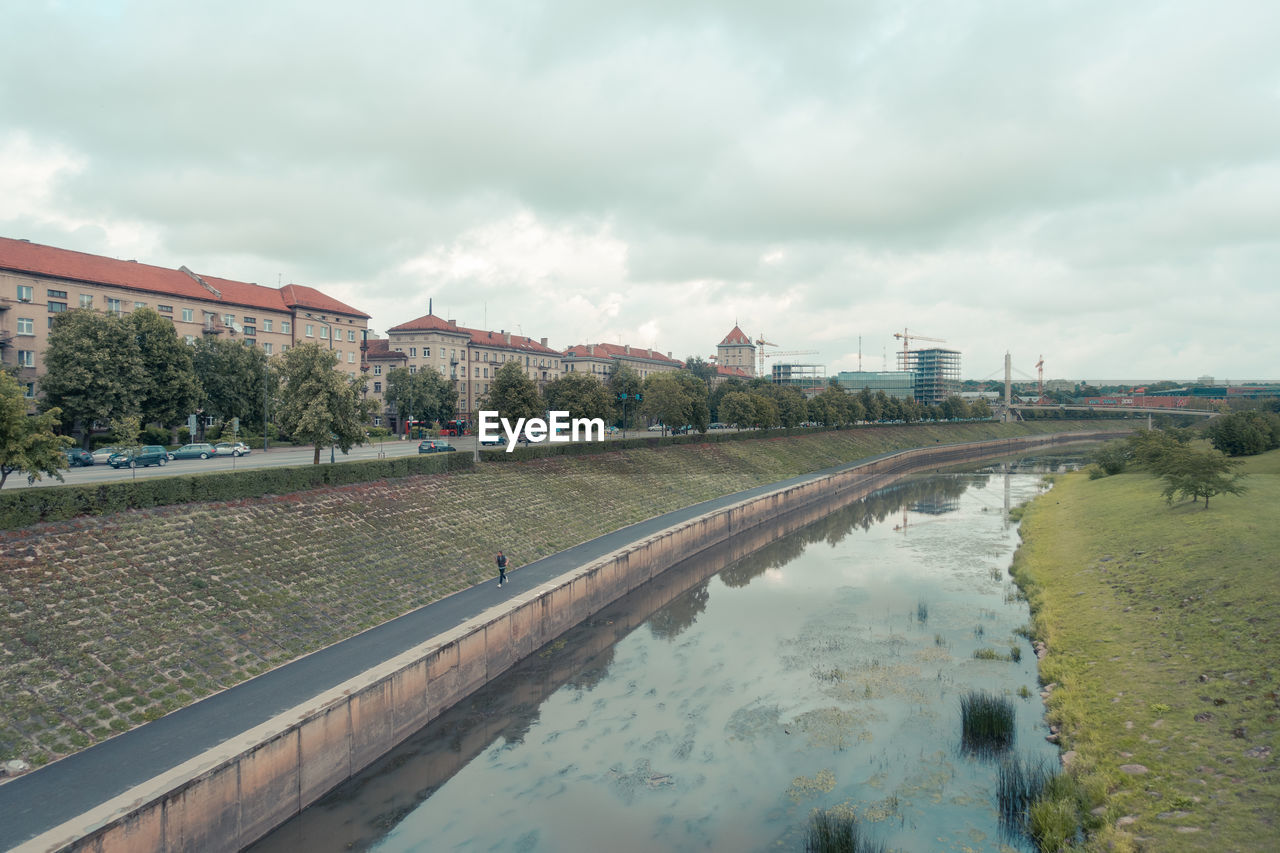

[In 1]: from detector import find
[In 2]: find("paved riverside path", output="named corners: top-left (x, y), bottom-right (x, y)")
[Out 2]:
top-left (0, 451), bottom-right (908, 851)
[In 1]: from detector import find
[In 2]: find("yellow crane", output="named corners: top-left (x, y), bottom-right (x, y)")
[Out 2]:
top-left (892, 328), bottom-right (947, 369)
top-left (754, 336), bottom-right (819, 376)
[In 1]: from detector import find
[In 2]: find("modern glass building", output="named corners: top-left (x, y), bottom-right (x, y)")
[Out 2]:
top-left (772, 363), bottom-right (826, 396)
top-left (899, 348), bottom-right (961, 405)
top-left (833, 370), bottom-right (915, 399)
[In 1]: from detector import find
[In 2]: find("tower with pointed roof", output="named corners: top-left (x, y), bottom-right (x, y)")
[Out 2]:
top-left (716, 325), bottom-right (756, 377)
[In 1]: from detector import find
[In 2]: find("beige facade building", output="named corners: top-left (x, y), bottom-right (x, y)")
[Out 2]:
top-left (562, 342), bottom-right (683, 382)
top-left (0, 236), bottom-right (370, 402)
top-left (715, 325), bottom-right (757, 377)
top-left (381, 313), bottom-right (564, 429)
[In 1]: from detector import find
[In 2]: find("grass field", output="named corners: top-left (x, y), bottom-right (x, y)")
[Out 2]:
top-left (0, 420), bottom-right (1105, 770)
top-left (1011, 449), bottom-right (1280, 851)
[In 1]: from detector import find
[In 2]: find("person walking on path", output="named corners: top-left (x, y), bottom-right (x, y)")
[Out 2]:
top-left (496, 550), bottom-right (508, 587)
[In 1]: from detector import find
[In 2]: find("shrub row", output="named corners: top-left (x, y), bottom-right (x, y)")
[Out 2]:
top-left (481, 425), bottom-right (845, 462)
top-left (0, 452), bottom-right (473, 530)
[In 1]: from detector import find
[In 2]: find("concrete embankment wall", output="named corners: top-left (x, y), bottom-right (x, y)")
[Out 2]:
top-left (29, 431), bottom-right (1115, 853)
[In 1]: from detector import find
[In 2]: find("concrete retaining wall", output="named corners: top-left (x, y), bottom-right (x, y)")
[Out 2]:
top-left (27, 431), bottom-right (1116, 853)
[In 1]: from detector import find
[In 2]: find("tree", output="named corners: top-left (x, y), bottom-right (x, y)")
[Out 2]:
top-left (129, 308), bottom-right (200, 431)
top-left (275, 343), bottom-right (373, 464)
top-left (1158, 447), bottom-right (1247, 509)
top-left (484, 361), bottom-right (545, 423)
top-left (970, 398), bottom-right (994, 420)
top-left (1206, 410), bottom-right (1280, 457)
top-left (641, 372), bottom-right (696, 433)
top-left (671, 371), bottom-right (711, 432)
top-left (0, 371), bottom-right (73, 488)
top-left (385, 366), bottom-right (457, 430)
top-left (683, 356), bottom-right (717, 390)
top-left (709, 377), bottom-right (747, 423)
top-left (608, 365), bottom-right (643, 428)
top-left (763, 385), bottom-right (807, 427)
top-left (40, 309), bottom-right (145, 442)
top-left (718, 392), bottom-right (755, 428)
top-left (542, 372), bottom-right (614, 422)
top-left (191, 337), bottom-right (271, 432)
top-left (749, 394), bottom-right (780, 429)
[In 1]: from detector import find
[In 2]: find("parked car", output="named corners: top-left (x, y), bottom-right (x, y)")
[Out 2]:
top-left (647, 424), bottom-right (664, 432)
top-left (418, 440), bottom-right (457, 454)
top-left (108, 445), bottom-right (170, 469)
top-left (65, 448), bottom-right (94, 467)
top-left (214, 441), bottom-right (251, 457)
top-left (709, 422), bottom-right (728, 430)
top-left (170, 442), bottom-right (217, 460)
top-left (90, 446), bottom-right (120, 464)
top-left (479, 435), bottom-right (504, 446)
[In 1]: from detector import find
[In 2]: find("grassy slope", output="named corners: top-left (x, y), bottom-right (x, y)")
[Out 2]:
top-left (0, 421), bottom-right (1103, 768)
top-left (1011, 450), bottom-right (1280, 851)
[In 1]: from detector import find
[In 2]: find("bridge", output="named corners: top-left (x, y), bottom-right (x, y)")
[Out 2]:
top-left (1003, 403), bottom-right (1219, 420)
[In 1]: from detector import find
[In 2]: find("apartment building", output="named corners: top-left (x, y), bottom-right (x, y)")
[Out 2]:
top-left (562, 342), bottom-right (683, 382)
top-left (0, 237), bottom-right (370, 400)
top-left (381, 313), bottom-right (564, 424)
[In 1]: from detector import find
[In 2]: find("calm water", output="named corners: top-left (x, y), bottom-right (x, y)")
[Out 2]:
top-left (254, 468), bottom-right (1060, 853)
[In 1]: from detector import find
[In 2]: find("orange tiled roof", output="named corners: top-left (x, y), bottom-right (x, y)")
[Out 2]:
top-left (364, 339), bottom-right (408, 361)
top-left (564, 343), bottom-right (683, 366)
top-left (716, 365), bottom-right (752, 377)
top-left (718, 325), bottom-right (754, 346)
top-left (0, 236), bottom-right (368, 318)
top-left (389, 314), bottom-right (561, 356)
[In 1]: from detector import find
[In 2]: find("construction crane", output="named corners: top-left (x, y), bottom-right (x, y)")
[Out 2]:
top-left (892, 328), bottom-right (947, 369)
top-left (755, 336), bottom-right (777, 376)
top-left (754, 336), bottom-right (819, 376)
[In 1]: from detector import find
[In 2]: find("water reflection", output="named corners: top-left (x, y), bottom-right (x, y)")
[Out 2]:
top-left (252, 471), bottom-right (1053, 853)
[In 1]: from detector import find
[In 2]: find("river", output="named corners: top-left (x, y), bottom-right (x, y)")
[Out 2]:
top-left (253, 461), bottom-right (1073, 852)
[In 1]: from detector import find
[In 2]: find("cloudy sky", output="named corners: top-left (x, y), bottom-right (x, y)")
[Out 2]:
top-left (3, 1), bottom-right (1278, 382)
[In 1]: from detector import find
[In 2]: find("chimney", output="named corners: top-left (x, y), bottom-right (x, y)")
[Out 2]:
top-left (447, 319), bottom-right (456, 327)
top-left (667, 351), bottom-right (672, 358)
top-left (505, 332), bottom-right (511, 344)
top-left (588, 344), bottom-right (594, 355)
top-left (624, 344), bottom-right (631, 355)
top-left (540, 337), bottom-right (547, 346)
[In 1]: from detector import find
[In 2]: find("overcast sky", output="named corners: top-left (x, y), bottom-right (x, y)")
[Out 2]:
top-left (3, 1), bottom-right (1278, 383)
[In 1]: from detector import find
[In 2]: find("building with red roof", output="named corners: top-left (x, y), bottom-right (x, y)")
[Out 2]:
top-left (716, 325), bottom-right (757, 376)
top-left (379, 311), bottom-right (564, 430)
top-left (0, 236), bottom-right (370, 401)
top-left (562, 342), bottom-right (683, 382)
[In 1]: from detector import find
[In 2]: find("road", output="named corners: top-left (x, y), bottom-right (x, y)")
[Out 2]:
top-left (7, 428), bottom-right (687, 489)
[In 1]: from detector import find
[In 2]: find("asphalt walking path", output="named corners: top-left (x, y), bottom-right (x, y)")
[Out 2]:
top-left (0, 451), bottom-right (901, 851)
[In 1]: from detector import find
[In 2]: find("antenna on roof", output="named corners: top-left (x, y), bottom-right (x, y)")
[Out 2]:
top-left (429, 297), bottom-right (433, 316)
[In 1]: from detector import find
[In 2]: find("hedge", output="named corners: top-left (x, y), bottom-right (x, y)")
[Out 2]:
top-left (0, 452), bottom-right (473, 530)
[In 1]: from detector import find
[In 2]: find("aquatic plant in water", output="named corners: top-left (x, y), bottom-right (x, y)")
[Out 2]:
top-left (959, 690), bottom-right (1015, 755)
top-left (804, 810), bottom-right (887, 853)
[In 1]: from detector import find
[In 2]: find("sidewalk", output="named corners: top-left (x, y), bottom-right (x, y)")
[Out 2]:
top-left (0, 458), bottom-right (868, 851)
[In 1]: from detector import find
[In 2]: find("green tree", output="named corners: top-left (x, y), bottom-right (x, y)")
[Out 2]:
top-left (275, 343), bottom-right (372, 464)
top-left (191, 336), bottom-right (271, 432)
top-left (608, 364), bottom-right (643, 428)
top-left (1158, 447), bottom-right (1247, 509)
top-left (40, 309), bottom-right (145, 442)
top-left (718, 391), bottom-right (755, 428)
top-left (970, 398), bottom-right (994, 419)
top-left (749, 394), bottom-right (780, 429)
top-left (1206, 410), bottom-right (1280, 457)
top-left (683, 356), bottom-right (717, 390)
top-left (543, 372), bottom-right (614, 422)
top-left (129, 308), bottom-right (200, 431)
top-left (672, 370), bottom-right (711, 432)
top-left (709, 377), bottom-right (747, 423)
top-left (110, 414), bottom-right (143, 477)
top-left (641, 372), bottom-right (695, 433)
top-left (385, 366), bottom-right (458, 429)
top-left (0, 371), bottom-right (73, 488)
top-left (484, 361), bottom-right (545, 423)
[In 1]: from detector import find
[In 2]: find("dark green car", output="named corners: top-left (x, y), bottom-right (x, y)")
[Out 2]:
top-left (108, 445), bottom-right (170, 469)
top-left (170, 443), bottom-right (216, 460)
top-left (417, 440), bottom-right (457, 454)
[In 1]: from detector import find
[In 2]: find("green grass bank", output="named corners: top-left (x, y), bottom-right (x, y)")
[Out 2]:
top-left (0, 420), bottom-right (1103, 769)
top-left (1010, 450), bottom-right (1280, 851)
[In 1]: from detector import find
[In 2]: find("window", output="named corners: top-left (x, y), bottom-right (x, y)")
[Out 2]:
top-left (483, 367), bottom-right (488, 378)
top-left (48, 301), bottom-right (67, 313)
top-left (373, 365), bottom-right (382, 376)
top-left (348, 352), bottom-right (355, 363)
top-left (347, 330), bottom-right (356, 342)
top-left (106, 298), bottom-right (121, 314)
top-left (262, 342), bottom-right (272, 354)
top-left (47, 289), bottom-right (67, 299)
top-left (281, 344), bottom-right (289, 352)
top-left (17, 350), bottom-right (35, 368)
top-left (305, 324), bottom-right (315, 338)
top-left (243, 316), bottom-right (256, 324)
top-left (182, 308), bottom-right (194, 322)
top-left (17, 285), bottom-right (33, 302)
top-left (409, 347), bottom-right (417, 357)
top-left (373, 415), bottom-right (383, 427)
top-left (409, 365), bottom-right (417, 374)
top-left (80, 294), bottom-right (94, 308)
top-left (474, 366), bottom-right (479, 378)
top-left (373, 381), bottom-right (382, 393)
top-left (158, 304), bottom-right (173, 313)
top-left (320, 326), bottom-right (329, 340)
top-left (134, 301), bottom-right (147, 310)
top-left (281, 321), bottom-right (291, 335)
top-left (244, 326), bottom-right (256, 336)
top-left (23, 383), bottom-right (35, 398)
top-left (424, 347), bottom-right (431, 358)
top-left (222, 313), bottom-right (234, 327)
top-left (262, 318), bottom-right (272, 332)
top-left (17, 317), bottom-right (33, 335)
